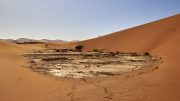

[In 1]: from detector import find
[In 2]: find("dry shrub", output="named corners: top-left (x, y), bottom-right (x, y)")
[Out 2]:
top-left (74, 45), bottom-right (84, 51)
top-left (143, 51), bottom-right (150, 56)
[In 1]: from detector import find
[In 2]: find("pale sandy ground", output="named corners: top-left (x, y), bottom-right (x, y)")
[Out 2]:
top-left (0, 14), bottom-right (180, 101)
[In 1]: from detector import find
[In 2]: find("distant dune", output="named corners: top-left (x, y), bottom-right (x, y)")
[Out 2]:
top-left (0, 14), bottom-right (180, 101)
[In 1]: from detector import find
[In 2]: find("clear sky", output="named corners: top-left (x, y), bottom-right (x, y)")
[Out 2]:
top-left (0, 0), bottom-right (180, 41)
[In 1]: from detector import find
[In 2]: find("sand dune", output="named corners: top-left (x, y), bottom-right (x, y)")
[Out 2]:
top-left (76, 14), bottom-right (180, 101)
top-left (0, 14), bottom-right (180, 101)
top-left (78, 14), bottom-right (180, 52)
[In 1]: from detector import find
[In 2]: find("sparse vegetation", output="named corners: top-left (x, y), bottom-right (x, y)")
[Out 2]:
top-left (26, 48), bottom-right (159, 78)
top-left (30, 60), bottom-right (35, 63)
top-left (60, 49), bottom-right (68, 52)
top-left (93, 49), bottom-right (99, 52)
top-left (96, 71), bottom-right (114, 75)
top-left (109, 52), bottom-right (116, 56)
top-left (74, 45), bottom-right (84, 51)
top-left (68, 49), bottom-right (74, 51)
top-left (42, 57), bottom-right (70, 61)
top-left (143, 51), bottom-right (150, 56)
top-left (77, 71), bottom-right (84, 73)
top-left (131, 52), bottom-right (138, 56)
top-left (92, 49), bottom-right (103, 53)
top-left (116, 51), bottom-right (120, 54)
top-left (55, 49), bottom-right (60, 52)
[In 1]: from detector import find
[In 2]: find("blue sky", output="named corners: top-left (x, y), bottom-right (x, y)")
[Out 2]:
top-left (0, 0), bottom-right (179, 41)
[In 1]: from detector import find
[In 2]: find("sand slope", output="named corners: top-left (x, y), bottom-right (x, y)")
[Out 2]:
top-left (0, 14), bottom-right (180, 101)
top-left (76, 14), bottom-right (180, 100)
top-left (78, 14), bottom-right (180, 52)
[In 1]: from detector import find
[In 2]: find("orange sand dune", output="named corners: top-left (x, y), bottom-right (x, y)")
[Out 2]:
top-left (77, 14), bottom-right (180, 100)
top-left (0, 14), bottom-right (180, 101)
top-left (78, 14), bottom-right (180, 52)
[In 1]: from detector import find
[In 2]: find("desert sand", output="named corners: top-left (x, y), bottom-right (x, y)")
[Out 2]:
top-left (0, 14), bottom-right (180, 101)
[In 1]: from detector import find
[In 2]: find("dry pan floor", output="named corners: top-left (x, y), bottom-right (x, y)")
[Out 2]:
top-left (24, 49), bottom-right (161, 78)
